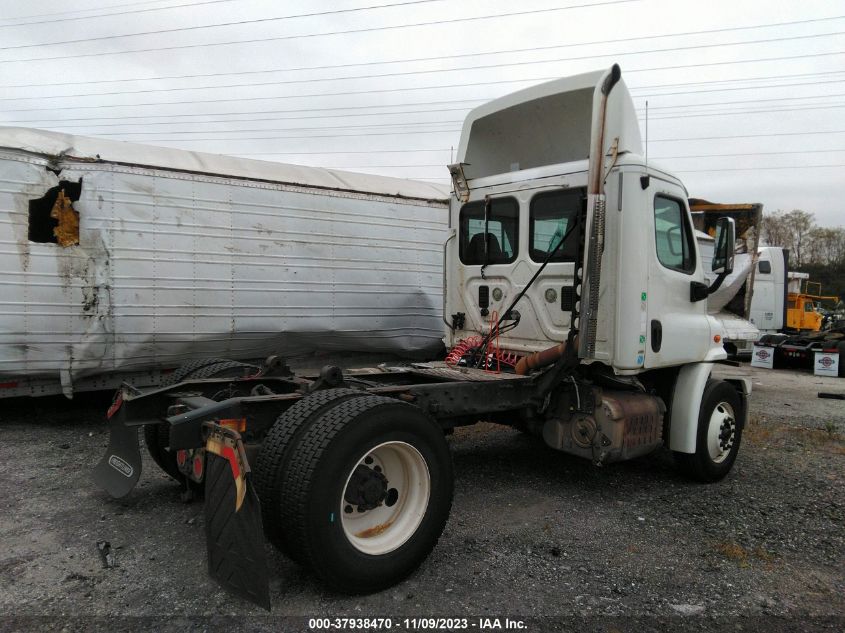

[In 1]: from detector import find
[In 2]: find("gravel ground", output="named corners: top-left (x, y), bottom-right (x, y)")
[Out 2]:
top-left (0, 364), bottom-right (842, 632)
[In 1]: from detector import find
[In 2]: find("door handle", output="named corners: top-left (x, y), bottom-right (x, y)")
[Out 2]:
top-left (650, 319), bottom-right (662, 353)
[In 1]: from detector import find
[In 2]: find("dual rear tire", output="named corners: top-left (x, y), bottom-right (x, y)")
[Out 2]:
top-left (254, 391), bottom-right (454, 593)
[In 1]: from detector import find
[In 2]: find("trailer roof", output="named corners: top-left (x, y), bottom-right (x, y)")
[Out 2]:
top-left (0, 127), bottom-right (450, 202)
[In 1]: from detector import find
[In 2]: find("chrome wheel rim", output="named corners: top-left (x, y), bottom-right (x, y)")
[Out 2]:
top-left (706, 402), bottom-right (736, 464)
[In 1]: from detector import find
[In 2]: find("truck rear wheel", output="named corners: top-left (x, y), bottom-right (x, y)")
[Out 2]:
top-left (253, 388), bottom-right (371, 558)
top-left (144, 359), bottom-right (257, 482)
top-left (278, 396), bottom-right (453, 593)
top-left (675, 379), bottom-right (743, 482)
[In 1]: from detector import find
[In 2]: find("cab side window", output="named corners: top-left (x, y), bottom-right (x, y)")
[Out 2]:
top-left (459, 198), bottom-right (518, 265)
top-left (654, 195), bottom-right (695, 273)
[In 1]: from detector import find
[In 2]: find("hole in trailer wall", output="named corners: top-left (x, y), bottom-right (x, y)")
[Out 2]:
top-left (28, 179), bottom-right (82, 246)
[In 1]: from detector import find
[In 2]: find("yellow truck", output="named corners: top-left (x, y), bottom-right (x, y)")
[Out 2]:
top-left (786, 275), bottom-right (839, 332)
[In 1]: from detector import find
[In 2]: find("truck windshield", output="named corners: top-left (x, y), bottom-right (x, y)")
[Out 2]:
top-left (459, 197), bottom-right (518, 265)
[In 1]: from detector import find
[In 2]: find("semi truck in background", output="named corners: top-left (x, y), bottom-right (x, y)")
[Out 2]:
top-left (94, 65), bottom-right (753, 608)
top-left (690, 199), bottom-right (788, 357)
top-left (0, 129), bottom-right (450, 398)
top-left (690, 200), bottom-right (843, 368)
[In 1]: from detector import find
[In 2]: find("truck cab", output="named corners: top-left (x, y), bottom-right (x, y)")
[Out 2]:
top-left (444, 70), bottom-right (725, 373)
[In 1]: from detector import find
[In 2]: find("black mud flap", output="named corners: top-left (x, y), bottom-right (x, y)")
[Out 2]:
top-left (204, 424), bottom-right (271, 610)
top-left (92, 400), bottom-right (142, 498)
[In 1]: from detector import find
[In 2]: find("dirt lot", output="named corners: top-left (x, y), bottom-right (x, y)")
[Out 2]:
top-left (0, 364), bottom-right (843, 632)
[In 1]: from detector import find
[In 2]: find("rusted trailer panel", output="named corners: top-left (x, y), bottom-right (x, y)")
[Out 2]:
top-left (0, 128), bottom-right (449, 397)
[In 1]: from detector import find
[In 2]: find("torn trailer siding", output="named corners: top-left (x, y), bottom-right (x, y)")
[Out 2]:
top-left (0, 127), bottom-right (450, 398)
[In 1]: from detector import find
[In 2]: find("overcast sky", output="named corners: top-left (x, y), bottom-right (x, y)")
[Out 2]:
top-left (0, 0), bottom-right (842, 226)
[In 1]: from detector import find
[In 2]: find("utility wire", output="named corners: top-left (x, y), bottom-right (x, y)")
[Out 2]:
top-left (97, 103), bottom-right (845, 143)
top-left (3, 14), bottom-right (840, 88)
top-left (85, 103), bottom-right (845, 143)
top-left (238, 149), bottom-right (451, 156)
top-left (0, 0), bottom-right (239, 28)
top-left (85, 94), bottom-right (845, 138)
top-left (640, 92), bottom-right (845, 111)
top-left (641, 103), bottom-right (845, 121)
top-left (7, 73), bottom-right (844, 127)
top-left (0, 0), bottom-right (442, 44)
top-left (0, 0), bottom-right (637, 63)
top-left (654, 149), bottom-right (845, 159)
top-left (122, 129), bottom-right (464, 141)
top-left (3, 51), bottom-right (842, 114)
top-left (2, 30), bottom-right (842, 102)
top-left (649, 130), bottom-right (845, 142)
top-left (1, 99), bottom-right (486, 126)
top-left (223, 150), bottom-right (845, 168)
top-left (674, 164), bottom-right (845, 173)
top-left (67, 108), bottom-right (478, 134)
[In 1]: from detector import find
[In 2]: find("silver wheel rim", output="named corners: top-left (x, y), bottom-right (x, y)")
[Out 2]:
top-left (706, 401), bottom-right (736, 464)
top-left (340, 441), bottom-right (431, 555)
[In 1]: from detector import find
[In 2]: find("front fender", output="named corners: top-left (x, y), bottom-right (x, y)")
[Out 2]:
top-left (668, 362), bottom-right (713, 454)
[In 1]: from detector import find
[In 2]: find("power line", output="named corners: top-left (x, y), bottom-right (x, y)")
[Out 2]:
top-left (641, 92), bottom-right (845, 112)
top-left (93, 120), bottom-right (466, 139)
top-left (84, 96), bottom-right (845, 139)
top-left (4, 14), bottom-right (841, 88)
top-left (128, 129), bottom-right (464, 141)
top-left (0, 0), bottom-right (637, 64)
top-left (1, 99), bottom-right (486, 126)
top-left (319, 165), bottom-right (445, 169)
top-left (3, 51), bottom-right (842, 114)
top-left (649, 130), bottom-right (845, 142)
top-left (69, 108), bottom-right (477, 135)
top-left (674, 164), bottom-right (845, 173)
top-left (7, 73), bottom-right (843, 127)
top-left (0, 0), bottom-right (443, 47)
top-left (95, 104), bottom-right (845, 143)
top-left (2, 29), bottom-right (842, 102)
top-left (642, 103), bottom-right (845, 120)
top-left (238, 149), bottom-right (451, 156)
top-left (654, 149), bottom-right (845, 159)
top-left (632, 77), bottom-right (845, 99)
top-left (0, 0), bottom-right (239, 28)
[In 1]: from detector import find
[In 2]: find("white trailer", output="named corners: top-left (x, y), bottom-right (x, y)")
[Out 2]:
top-left (0, 128), bottom-right (449, 398)
top-left (94, 65), bottom-right (751, 608)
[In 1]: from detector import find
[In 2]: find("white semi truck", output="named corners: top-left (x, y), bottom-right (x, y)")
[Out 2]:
top-left (93, 65), bottom-right (750, 609)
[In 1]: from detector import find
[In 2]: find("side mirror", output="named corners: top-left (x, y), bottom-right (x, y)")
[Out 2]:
top-left (711, 217), bottom-right (735, 275)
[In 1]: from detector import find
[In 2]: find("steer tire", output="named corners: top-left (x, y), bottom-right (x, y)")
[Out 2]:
top-left (253, 388), bottom-right (371, 558)
top-left (278, 395), bottom-right (454, 593)
top-left (674, 379), bottom-right (743, 483)
top-left (144, 359), bottom-right (257, 482)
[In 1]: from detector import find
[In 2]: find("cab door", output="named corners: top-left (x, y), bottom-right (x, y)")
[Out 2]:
top-left (644, 186), bottom-right (712, 368)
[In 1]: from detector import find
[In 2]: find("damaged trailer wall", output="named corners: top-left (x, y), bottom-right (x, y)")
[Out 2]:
top-left (0, 131), bottom-right (449, 397)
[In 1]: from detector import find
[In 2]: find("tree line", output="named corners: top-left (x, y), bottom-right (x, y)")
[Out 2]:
top-left (761, 210), bottom-right (844, 300)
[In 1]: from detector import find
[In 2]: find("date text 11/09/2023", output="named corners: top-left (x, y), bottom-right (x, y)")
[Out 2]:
top-left (308, 618), bottom-right (528, 630)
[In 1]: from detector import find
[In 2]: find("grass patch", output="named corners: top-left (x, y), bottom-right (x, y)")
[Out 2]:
top-left (714, 541), bottom-right (780, 569)
top-left (744, 415), bottom-right (844, 454)
top-left (715, 541), bottom-right (748, 563)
